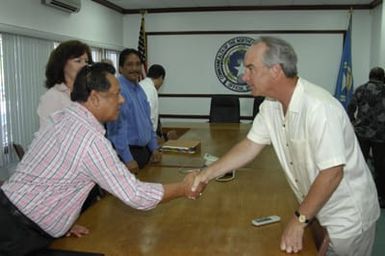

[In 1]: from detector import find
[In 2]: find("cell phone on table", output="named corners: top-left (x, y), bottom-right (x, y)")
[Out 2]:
top-left (251, 215), bottom-right (281, 227)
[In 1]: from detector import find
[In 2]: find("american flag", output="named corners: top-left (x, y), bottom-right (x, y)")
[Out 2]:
top-left (138, 14), bottom-right (147, 79)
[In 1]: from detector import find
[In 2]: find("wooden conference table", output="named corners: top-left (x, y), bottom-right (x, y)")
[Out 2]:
top-left (50, 123), bottom-right (318, 256)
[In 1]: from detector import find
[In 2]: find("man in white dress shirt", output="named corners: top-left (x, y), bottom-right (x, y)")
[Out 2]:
top-left (191, 36), bottom-right (380, 256)
top-left (139, 64), bottom-right (166, 134)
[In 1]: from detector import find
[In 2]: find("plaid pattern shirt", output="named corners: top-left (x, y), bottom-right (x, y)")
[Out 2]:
top-left (1, 103), bottom-right (163, 237)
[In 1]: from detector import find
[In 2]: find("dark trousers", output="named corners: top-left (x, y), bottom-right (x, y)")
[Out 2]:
top-left (0, 190), bottom-right (53, 256)
top-left (129, 145), bottom-right (151, 169)
top-left (358, 137), bottom-right (385, 198)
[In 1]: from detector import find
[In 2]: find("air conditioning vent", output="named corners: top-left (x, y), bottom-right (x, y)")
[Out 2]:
top-left (42, 0), bottom-right (81, 13)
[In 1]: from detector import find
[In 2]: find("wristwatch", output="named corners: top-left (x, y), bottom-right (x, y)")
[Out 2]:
top-left (294, 211), bottom-right (310, 224)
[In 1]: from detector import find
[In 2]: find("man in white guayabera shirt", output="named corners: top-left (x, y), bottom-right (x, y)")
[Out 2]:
top-left (191, 36), bottom-right (380, 256)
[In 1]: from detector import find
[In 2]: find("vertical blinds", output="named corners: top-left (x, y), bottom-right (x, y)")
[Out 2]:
top-left (0, 33), bottom-right (119, 179)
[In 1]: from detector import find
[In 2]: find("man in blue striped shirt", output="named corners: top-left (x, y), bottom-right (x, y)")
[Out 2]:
top-left (107, 49), bottom-right (161, 174)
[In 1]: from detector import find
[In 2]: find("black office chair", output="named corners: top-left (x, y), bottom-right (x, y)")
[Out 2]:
top-left (13, 143), bottom-right (25, 160)
top-left (252, 96), bottom-right (265, 118)
top-left (209, 95), bottom-right (240, 123)
top-left (1, 143), bottom-right (25, 185)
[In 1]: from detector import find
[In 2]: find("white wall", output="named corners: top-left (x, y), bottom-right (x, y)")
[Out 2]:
top-left (123, 10), bottom-right (373, 119)
top-left (0, 0), bottom-right (124, 50)
top-left (0, 2), bottom-right (382, 120)
top-left (124, 10), bottom-right (373, 86)
top-left (378, 3), bottom-right (385, 68)
top-left (370, 3), bottom-right (384, 68)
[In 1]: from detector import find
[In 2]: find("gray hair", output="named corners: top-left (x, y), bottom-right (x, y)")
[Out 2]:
top-left (253, 36), bottom-right (298, 78)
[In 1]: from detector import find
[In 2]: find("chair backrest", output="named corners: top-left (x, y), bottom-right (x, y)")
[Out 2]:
top-left (309, 219), bottom-right (330, 256)
top-left (252, 96), bottom-right (265, 118)
top-left (13, 143), bottom-right (25, 160)
top-left (209, 95), bottom-right (240, 123)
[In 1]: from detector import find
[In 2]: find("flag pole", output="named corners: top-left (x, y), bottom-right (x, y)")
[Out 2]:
top-left (334, 10), bottom-right (354, 110)
top-left (138, 10), bottom-right (148, 79)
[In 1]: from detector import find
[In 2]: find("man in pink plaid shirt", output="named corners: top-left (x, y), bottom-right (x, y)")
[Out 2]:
top-left (0, 63), bottom-right (203, 256)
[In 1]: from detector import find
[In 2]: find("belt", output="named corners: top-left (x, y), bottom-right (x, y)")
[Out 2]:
top-left (129, 145), bottom-right (148, 149)
top-left (0, 189), bottom-right (53, 239)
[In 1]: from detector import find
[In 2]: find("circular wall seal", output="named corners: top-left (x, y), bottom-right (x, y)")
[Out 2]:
top-left (214, 36), bottom-right (254, 92)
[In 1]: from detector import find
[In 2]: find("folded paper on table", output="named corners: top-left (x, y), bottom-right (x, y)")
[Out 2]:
top-left (161, 140), bottom-right (201, 154)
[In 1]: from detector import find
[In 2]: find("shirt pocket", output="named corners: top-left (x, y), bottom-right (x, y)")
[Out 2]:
top-left (288, 138), bottom-right (314, 179)
top-left (289, 139), bottom-right (307, 163)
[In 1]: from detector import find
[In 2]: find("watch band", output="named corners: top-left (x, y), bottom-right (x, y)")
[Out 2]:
top-left (294, 211), bottom-right (310, 224)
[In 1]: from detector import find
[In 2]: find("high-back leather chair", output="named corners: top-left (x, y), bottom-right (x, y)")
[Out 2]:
top-left (13, 143), bottom-right (25, 160)
top-left (252, 96), bottom-right (265, 118)
top-left (0, 144), bottom-right (25, 185)
top-left (209, 95), bottom-right (240, 123)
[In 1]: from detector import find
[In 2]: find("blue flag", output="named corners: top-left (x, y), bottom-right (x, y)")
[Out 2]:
top-left (334, 13), bottom-right (353, 109)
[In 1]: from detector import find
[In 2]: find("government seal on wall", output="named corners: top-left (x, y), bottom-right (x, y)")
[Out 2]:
top-left (214, 36), bottom-right (254, 92)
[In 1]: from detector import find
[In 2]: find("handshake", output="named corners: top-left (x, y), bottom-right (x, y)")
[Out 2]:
top-left (179, 153), bottom-right (220, 200)
top-left (180, 168), bottom-right (209, 200)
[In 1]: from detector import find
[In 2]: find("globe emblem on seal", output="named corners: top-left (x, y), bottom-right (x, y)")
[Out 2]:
top-left (214, 36), bottom-right (254, 92)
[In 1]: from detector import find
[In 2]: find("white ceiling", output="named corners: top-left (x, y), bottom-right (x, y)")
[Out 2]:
top-left (102, 0), bottom-right (374, 10)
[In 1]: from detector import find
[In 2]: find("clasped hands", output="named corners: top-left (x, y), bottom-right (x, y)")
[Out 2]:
top-left (182, 168), bottom-right (209, 200)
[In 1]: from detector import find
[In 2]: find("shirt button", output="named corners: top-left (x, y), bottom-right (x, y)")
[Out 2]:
top-left (290, 161), bottom-right (293, 165)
